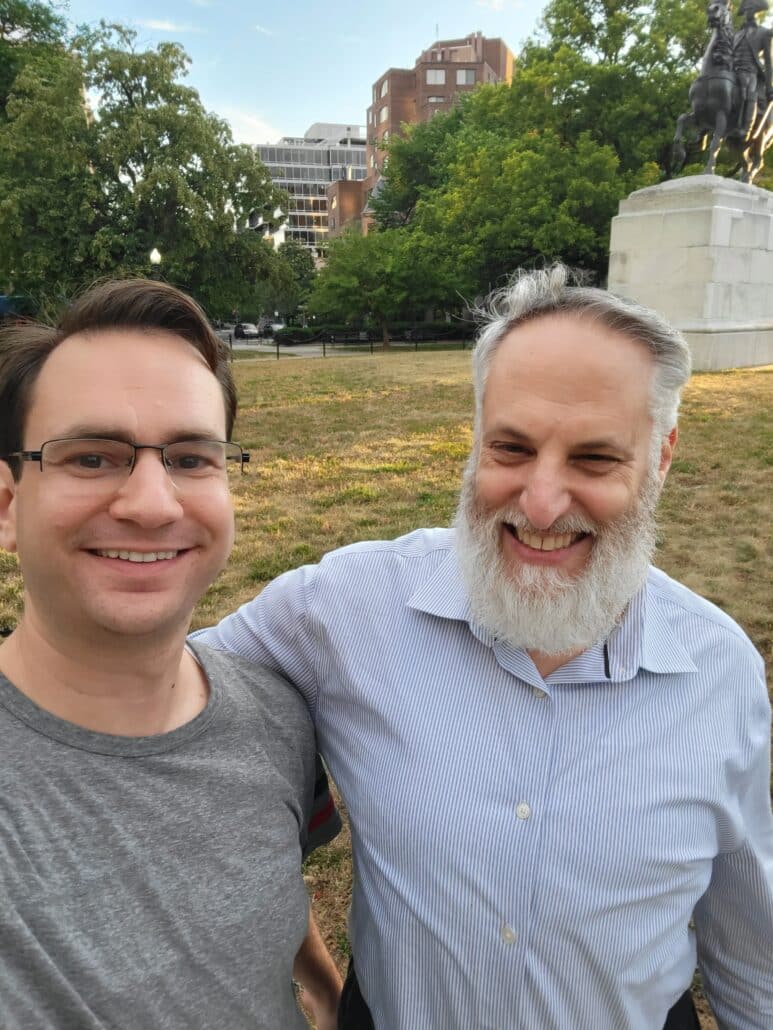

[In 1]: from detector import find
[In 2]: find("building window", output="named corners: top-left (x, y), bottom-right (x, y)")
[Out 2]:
top-left (426, 68), bottom-right (445, 85)
top-left (427, 96), bottom-right (445, 104)
top-left (457, 69), bottom-right (475, 85)
top-left (331, 196), bottom-right (337, 210)
top-left (382, 130), bottom-right (389, 142)
top-left (379, 105), bottom-right (388, 123)
top-left (380, 79), bottom-right (388, 98)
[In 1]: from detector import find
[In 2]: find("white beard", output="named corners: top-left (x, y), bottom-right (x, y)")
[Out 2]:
top-left (453, 465), bottom-right (661, 657)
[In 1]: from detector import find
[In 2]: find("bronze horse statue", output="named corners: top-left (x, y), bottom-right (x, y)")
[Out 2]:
top-left (672, 0), bottom-right (773, 183)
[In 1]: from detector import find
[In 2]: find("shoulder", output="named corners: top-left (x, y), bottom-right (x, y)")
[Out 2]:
top-left (189, 642), bottom-right (313, 731)
top-left (303, 527), bottom-right (456, 602)
top-left (647, 566), bottom-right (764, 674)
top-left (315, 526), bottom-right (455, 579)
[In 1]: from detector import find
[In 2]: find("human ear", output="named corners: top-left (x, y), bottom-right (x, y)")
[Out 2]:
top-left (0, 462), bottom-right (18, 554)
top-left (658, 427), bottom-right (678, 486)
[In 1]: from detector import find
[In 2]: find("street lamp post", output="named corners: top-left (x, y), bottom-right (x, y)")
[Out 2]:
top-left (149, 248), bottom-right (162, 280)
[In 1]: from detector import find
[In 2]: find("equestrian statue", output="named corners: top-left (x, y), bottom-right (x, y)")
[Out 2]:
top-left (673, 0), bottom-right (773, 183)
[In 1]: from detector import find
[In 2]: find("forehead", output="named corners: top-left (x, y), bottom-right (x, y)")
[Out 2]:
top-left (484, 312), bottom-right (655, 424)
top-left (26, 328), bottom-right (226, 440)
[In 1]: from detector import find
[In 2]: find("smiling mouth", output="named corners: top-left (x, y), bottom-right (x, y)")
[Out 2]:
top-left (506, 526), bottom-right (590, 552)
top-left (92, 549), bottom-right (181, 563)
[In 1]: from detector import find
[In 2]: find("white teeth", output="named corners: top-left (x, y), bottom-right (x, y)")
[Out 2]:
top-left (515, 530), bottom-right (576, 552)
top-left (96, 550), bottom-right (178, 562)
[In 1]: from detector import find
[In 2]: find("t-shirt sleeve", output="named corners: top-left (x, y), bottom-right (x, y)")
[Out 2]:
top-left (303, 753), bottom-right (342, 860)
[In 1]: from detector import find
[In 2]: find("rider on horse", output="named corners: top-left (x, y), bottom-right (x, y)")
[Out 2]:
top-left (731, 0), bottom-right (773, 140)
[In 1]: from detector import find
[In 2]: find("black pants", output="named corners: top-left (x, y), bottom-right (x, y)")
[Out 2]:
top-left (337, 960), bottom-right (701, 1030)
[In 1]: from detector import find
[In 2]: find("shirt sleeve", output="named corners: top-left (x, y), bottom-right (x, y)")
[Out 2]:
top-left (694, 655), bottom-right (773, 1028)
top-left (193, 566), bottom-right (341, 855)
top-left (193, 564), bottom-right (321, 711)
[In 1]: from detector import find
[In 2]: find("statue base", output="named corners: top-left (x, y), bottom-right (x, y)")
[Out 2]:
top-left (608, 175), bottom-right (773, 370)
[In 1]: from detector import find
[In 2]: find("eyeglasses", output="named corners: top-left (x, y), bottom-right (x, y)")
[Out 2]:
top-left (4, 437), bottom-right (250, 488)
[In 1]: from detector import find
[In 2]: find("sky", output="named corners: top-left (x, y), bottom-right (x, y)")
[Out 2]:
top-left (61, 0), bottom-right (548, 143)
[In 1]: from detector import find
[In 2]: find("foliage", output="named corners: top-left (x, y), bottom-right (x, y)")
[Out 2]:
top-left (367, 0), bottom-right (715, 305)
top-left (270, 238), bottom-right (317, 320)
top-left (0, 47), bottom-right (98, 301)
top-left (308, 228), bottom-right (440, 343)
top-left (0, 0), bottom-right (67, 120)
top-left (0, 3), bottom-right (287, 316)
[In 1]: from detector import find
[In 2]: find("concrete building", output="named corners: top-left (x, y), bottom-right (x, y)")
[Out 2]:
top-left (253, 123), bottom-right (367, 255)
top-left (327, 31), bottom-right (514, 236)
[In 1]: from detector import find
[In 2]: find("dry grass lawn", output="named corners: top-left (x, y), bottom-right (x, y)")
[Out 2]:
top-left (0, 351), bottom-right (770, 1028)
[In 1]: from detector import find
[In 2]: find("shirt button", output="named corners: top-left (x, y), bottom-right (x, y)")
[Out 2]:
top-left (532, 687), bottom-right (547, 699)
top-left (515, 801), bottom-right (532, 820)
top-left (500, 924), bottom-right (517, 944)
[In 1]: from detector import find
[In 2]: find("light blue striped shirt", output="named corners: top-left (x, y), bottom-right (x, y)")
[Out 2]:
top-left (195, 528), bottom-right (773, 1029)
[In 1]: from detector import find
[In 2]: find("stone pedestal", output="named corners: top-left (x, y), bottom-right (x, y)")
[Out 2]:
top-left (608, 175), bottom-right (773, 370)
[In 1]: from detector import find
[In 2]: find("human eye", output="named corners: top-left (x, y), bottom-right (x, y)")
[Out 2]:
top-left (490, 441), bottom-right (530, 460)
top-left (574, 453), bottom-right (620, 471)
top-left (166, 442), bottom-right (225, 475)
top-left (46, 440), bottom-right (128, 476)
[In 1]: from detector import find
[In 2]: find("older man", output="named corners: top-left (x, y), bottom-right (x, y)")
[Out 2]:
top-left (0, 279), bottom-right (341, 1028)
top-left (198, 266), bottom-right (773, 1029)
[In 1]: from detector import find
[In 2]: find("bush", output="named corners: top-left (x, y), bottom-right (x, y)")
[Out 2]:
top-left (274, 326), bottom-right (325, 345)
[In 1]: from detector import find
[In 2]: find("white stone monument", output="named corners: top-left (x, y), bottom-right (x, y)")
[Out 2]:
top-left (608, 175), bottom-right (773, 370)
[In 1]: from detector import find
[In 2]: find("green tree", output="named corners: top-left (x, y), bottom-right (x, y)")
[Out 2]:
top-left (79, 23), bottom-right (287, 311)
top-left (0, 8), bottom-right (287, 312)
top-left (275, 238), bottom-right (316, 319)
top-left (309, 229), bottom-right (438, 344)
top-left (0, 0), bottom-right (66, 120)
top-left (0, 47), bottom-right (98, 299)
top-left (414, 128), bottom-right (656, 294)
top-left (368, 0), bottom-right (712, 302)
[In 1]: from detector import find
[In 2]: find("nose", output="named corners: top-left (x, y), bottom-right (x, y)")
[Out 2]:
top-left (107, 449), bottom-right (184, 527)
top-left (517, 458), bottom-right (571, 530)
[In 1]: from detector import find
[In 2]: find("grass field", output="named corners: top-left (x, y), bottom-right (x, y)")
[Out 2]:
top-left (0, 351), bottom-right (770, 1027)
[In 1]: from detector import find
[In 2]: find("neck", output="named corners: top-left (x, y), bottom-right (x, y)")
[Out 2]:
top-left (0, 614), bottom-right (207, 736)
top-left (528, 647), bottom-right (584, 679)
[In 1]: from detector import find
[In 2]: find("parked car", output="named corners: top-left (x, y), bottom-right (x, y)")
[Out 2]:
top-left (234, 322), bottom-right (259, 339)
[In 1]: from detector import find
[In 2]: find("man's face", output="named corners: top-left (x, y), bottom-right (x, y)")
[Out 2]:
top-left (0, 329), bottom-right (235, 643)
top-left (455, 312), bottom-right (675, 656)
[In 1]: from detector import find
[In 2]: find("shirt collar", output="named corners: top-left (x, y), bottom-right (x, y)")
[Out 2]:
top-left (407, 547), bottom-right (698, 680)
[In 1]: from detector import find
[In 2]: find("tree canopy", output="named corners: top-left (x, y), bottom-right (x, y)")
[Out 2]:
top-left (339, 0), bottom-right (730, 324)
top-left (0, 3), bottom-right (287, 315)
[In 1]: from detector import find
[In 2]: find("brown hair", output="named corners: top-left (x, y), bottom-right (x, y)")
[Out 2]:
top-left (0, 279), bottom-right (237, 480)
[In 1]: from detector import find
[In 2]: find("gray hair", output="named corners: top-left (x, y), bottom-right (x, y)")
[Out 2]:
top-left (472, 264), bottom-right (692, 444)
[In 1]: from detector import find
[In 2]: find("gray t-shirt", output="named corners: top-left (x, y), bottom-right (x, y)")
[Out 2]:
top-left (0, 642), bottom-right (315, 1029)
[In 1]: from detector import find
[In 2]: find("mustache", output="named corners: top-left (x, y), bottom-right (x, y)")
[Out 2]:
top-left (496, 510), bottom-right (600, 537)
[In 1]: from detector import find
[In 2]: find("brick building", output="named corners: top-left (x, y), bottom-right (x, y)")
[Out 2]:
top-left (327, 31), bottom-right (513, 236)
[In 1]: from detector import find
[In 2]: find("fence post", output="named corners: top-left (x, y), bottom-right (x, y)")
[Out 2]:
top-left (276, 338), bottom-right (280, 360)
top-left (323, 337), bottom-right (326, 357)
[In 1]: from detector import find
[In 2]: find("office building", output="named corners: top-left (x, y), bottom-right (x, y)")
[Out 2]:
top-left (254, 123), bottom-right (367, 255)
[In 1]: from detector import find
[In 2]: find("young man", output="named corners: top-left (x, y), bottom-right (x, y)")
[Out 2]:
top-left (0, 279), bottom-right (341, 1028)
top-left (199, 266), bottom-right (773, 1029)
